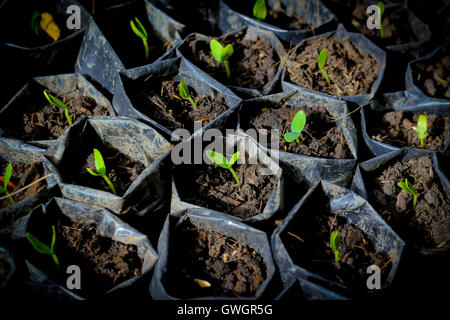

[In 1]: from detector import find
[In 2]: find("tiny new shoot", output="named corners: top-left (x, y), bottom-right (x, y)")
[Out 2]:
top-left (130, 17), bottom-right (149, 60)
top-left (206, 150), bottom-right (241, 186)
top-left (0, 163), bottom-right (15, 204)
top-left (179, 81), bottom-right (197, 110)
top-left (378, 2), bottom-right (385, 38)
top-left (416, 114), bottom-right (428, 148)
top-left (210, 39), bottom-right (234, 79)
top-left (318, 49), bottom-right (331, 86)
top-left (26, 225), bottom-right (60, 268)
top-left (398, 178), bottom-right (417, 209)
top-left (43, 91), bottom-right (72, 126)
top-left (86, 149), bottom-right (117, 195)
top-left (31, 11), bottom-right (40, 36)
top-left (330, 230), bottom-right (341, 263)
top-left (253, 0), bottom-right (267, 20)
top-left (284, 110), bottom-right (306, 144)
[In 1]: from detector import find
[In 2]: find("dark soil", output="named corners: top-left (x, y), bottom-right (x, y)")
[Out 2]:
top-left (243, 102), bottom-right (353, 159)
top-left (413, 55), bottom-right (450, 99)
top-left (174, 161), bottom-right (278, 219)
top-left (367, 156), bottom-right (450, 248)
top-left (281, 189), bottom-right (391, 291)
top-left (0, 93), bottom-right (111, 142)
top-left (163, 219), bottom-right (267, 298)
top-left (0, 251), bottom-right (12, 287)
top-left (129, 80), bottom-right (228, 133)
top-left (179, 31), bottom-right (279, 91)
top-left (285, 34), bottom-right (380, 96)
top-left (226, 0), bottom-right (313, 30)
top-left (0, 158), bottom-right (47, 210)
top-left (369, 110), bottom-right (450, 150)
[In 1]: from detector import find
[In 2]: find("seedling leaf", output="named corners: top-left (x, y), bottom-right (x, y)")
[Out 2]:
top-left (43, 91), bottom-right (72, 126)
top-left (416, 115), bottom-right (427, 147)
top-left (378, 2), bottom-right (385, 38)
top-left (93, 149), bottom-right (106, 176)
top-left (397, 178), bottom-right (418, 209)
top-left (284, 131), bottom-right (301, 143)
top-left (228, 152), bottom-right (240, 167)
top-left (284, 110), bottom-right (306, 143)
top-left (330, 230), bottom-right (341, 263)
top-left (26, 232), bottom-right (51, 255)
top-left (210, 39), bottom-right (225, 63)
top-left (179, 81), bottom-right (197, 110)
top-left (206, 150), bottom-right (229, 169)
top-left (31, 11), bottom-right (40, 35)
top-left (253, 0), bottom-right (267, 20)
top-left (130, 17), bottom-right (149, 60)
top-left (4, 163), bottom-right (12, 190)
top-left (318, 49), bottom-right (328, 69)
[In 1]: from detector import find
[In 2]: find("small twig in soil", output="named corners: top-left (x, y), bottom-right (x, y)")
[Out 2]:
top-left (287, 231), bottom-right (304, 243)
top-left (0, 174), bottom-right (52, 201)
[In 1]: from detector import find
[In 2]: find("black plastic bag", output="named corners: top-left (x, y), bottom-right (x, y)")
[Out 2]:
top-left (272, 181), bottom-right (405, 297)
top-left (75, 1), bottom-right (183, 93)
top-left (150, 208), bottom-right (276, 299)
top-left (282, 25), bottom-right (387, 105)
top-left (112, 56), bottom-right (242, 142)
top-left (11, 197), bottom-right (158, 299)
top-left (0, 73), bottom-right (116, 149)
top-left (275, 276), bottom-right (347, 300)
top-left (0, 247), bottom-right (16, 294)
top-left (43, 116), bottom-right (172, 215)
top-left (218, 0), bottom-right (337, 44)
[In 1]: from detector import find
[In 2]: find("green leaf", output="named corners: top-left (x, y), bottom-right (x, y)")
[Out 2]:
top-left (93, 149), bottom-right (106, 176)
top-left (43, 91), bottom-right (68, 111)
top-left (50, 225), bottom-right (56, 254)
top-left (86, 168), bottom-right (101, 177)
top-left (130, 17), bottom-right (147, 40)
top-left (228, 152), bottom-right (240, 167)
top-left (377, 2), bottom-right (385, 18)
top-left (0, 186), bottom-right (5, 193)
top-left (4, 163), bottom-right (12, 190)
top-left (317, 49), bottom-right (328, 69)
top-left (179, 81), bottom-right (190, 99)
top-left (222, 44), bottom-right (234, 62)
top-left (398, 179), bottom-right (416, 196)
top-left (291, 110), bottom-right (306, 134)
top-left (31, 11), bottom-right (40, 35)
top-left (210, 39), bottom-right (225, 63)
top-left (206, 150), bottom-right (229, 169)
top-left (416, 114), bottom-right (428, 141)
top-left (330, 230), bottom-right (341, 253)
top-left (253, 0), bottom-right (267, 20)
top-left (26, 232), bottom-right (52, 255)
top-left (284, 131), bottom-right (301, 143)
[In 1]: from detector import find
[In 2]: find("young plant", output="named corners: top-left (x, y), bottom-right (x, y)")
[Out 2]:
top-left (253, 0), bottom-right (267, 20)
top-left (210, 39), bottom-right (234, 79)
top-left (26, 225), bottom-right (60, 268)
top-left (378, 2), bottom-right (385, 38)
top-left (416, 114), bottom-right (428, 148)
top-left (398, 178), bottom-right (417, 209)
top-left (86, 149), bottom-right (117, 195)
top-left (179, 81), bottom-right (197, 110)
top-left (0, 163), bottom-right (15, 204)
top-left (284, 110), bottom-right (306, 144)
top-left (130, 17), bottom-right (149, 60)
top-left (205, 150), bottom-right (241, 186)
top-left (330, 230), bottom-right (341, 263)
top-left (31, 11), bottom-right (40, 36)
top-left (43, 91), bottom-right (72, 126)
top-left (318, 49), bottom-right (331, 86)
top-left (31, 12), bottom-right (60, 41)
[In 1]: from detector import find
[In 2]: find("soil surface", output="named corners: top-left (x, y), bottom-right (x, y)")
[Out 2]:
top-left (285, 34), bottom-right (380, 97)
top-left (0, 158), bottom-right (47, 210)
top-left (175, 161), bottom-right (278, 219)
top-left (0, 93), bottom-right (111, 142)
top-left (413, 55), bottom-right (450, 99)
top-left (282, 190), bottom-right (391, 291)
top-left (180, 31), bottom-right (279, 92)
top-left (367, 156), bottom-right (450, 248)
top-left (163, 219), bottom-right (267, 298)
top-left (129, 80), bottom-right (228, 133)
top-left (369, 110), bottom-right (450, 150)
top-left (244, 102), bottom-right (352, 159)
top-left (0, 252), bottom-right (12, 287)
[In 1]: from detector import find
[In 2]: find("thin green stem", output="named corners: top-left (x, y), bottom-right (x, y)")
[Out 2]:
top-left (103, 175), bottom-right (117, 195)
top-left (335, 250), bottom-right (339, 263)
top-left (5, 190), bottom-right (15, 204)
top-left (188, 97), bottom-right (198, 110)
top-left (223, 61), bottom-right (231, 79)
top-left (420, 138), bottom-right (424, 148)
top-left (380, 23), bottom-right (385, 38)
top-left (413, 195), bottom-right (417, 209)
top-left (296, 138), bottom-right (300, 144)
top-left (143, 39), bottom-right (149, 60)
top-left (64, 108), bottom-right (73, 126)
top-left (229, 167), bottom-right (240, 186)
top-left (320, 68), bottom-right (331, 86)
top-left (52, 254), bottom-right (60, 268)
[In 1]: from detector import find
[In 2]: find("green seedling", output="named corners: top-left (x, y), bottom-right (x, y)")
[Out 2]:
top-left (318, 49), bottom-right (331, 86)
top-left (253, 0), bottom-right (267, 20)
top-left (398, 178), bottom-right (417, 209)
top-left (31, 11), bottom-right (40, 36)
top-left (26, 225), bottom-right (60, 268)
top-left (130, 17), bottom-right (149, 60)
top-left (0, 163), bottom-right (15, 204)
top-left (179, 81), bottom-right (197, 110)
top-left (284, 110), bottom-right (306, 144)
top-left (205, 150), bottom-right (241, 186)
top-left (378, 2), bottom-right (385, 38)
top-left (416, 114), bottom-right (428, 148)
top-left (86, 149), bottom-right (117, 195)
top-left (330, 230), bottom-right (341, 263)
top-left (43, 91), bottom-right (72, 126)
top-left (210, 39), bottom-right (234, 79)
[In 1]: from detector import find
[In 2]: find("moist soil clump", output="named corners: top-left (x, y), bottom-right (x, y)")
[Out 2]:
top-left (413, 55), bottom-right (450, 99)
top-left (285, 34), bottom-right (379, 97)
top-left (163, 219), bottom-right (267, 298)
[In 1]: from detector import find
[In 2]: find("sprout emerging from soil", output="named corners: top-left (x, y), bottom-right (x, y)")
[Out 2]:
top-left (210, 39), bottom-right (234, 79)
top-left (179, 80), bottom-right (197, 110)
top-left (398, 178), bottom-right (417, 209)
top-left (26, 225), bottom-right (60, 268)
top-left (130, 17), bottom-right (149, 60)
top-left (194, 278), bottom-right (211, 288)
top-left (43, 91), bottom-right (73, 126)
top-left (318, 49), bottom-right (331, 86)
top-left (86, 149), bottom-right (117, 195)
top-left (284, 110), bottom-right (306, 144)
top-left (205, 150), bottom-right (241, 186)
top-left (330, 230), bottom-right (341, 263)
top-left (0, 163), bottom-right (15, 204)
top-left (378, 2), bottom-right (385, 38)
top-left (416, 114), bottom-right (428, 148)
top-left (31, 11), bottom-right (40, 36)
top-left (253, 0), bottom-right (267, 20)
